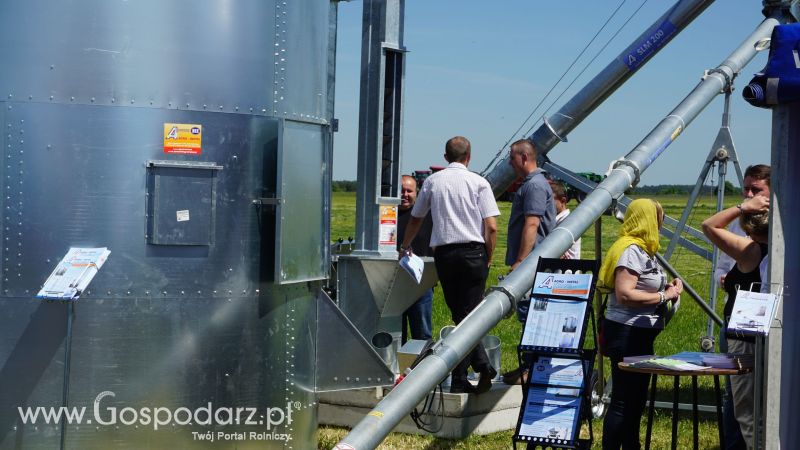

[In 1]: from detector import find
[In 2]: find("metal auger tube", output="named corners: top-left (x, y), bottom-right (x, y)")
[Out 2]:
top-left (336, 14), bottom-right (778, 450)
top-left (484, 0), bottom-right (715, 198)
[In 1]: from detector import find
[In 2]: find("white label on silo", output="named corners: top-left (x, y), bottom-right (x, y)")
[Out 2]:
top-left (176, 210), bottom-right (190, 222)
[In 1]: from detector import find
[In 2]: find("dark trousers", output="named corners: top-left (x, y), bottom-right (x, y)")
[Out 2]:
top-left (602, 318), bottom-right (661, 450)
top-left (434, 243), bottom-right (491, 384)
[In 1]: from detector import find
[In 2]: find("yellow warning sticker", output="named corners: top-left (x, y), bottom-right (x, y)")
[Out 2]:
top-left (670, 126), bottom-right (682, 142)
top-left (164, 123), bottom-right (202, 155)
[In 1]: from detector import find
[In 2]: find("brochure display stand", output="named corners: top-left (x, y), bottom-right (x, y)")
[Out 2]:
top-left (513, 258), bottom-right (599, 450)
top-left (725, 288), bottom-right (781, 340)
top-left (37, 247), bottom-right (111, 300)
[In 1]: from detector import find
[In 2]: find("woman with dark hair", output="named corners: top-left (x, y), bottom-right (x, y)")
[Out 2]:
top-left (599, 199), bottom-right (683, 449)
top-left (702, 194), bottom-right (769, 449)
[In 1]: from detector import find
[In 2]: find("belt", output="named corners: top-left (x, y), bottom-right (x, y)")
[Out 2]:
top-left (436, 241), bottom-right (484, 250)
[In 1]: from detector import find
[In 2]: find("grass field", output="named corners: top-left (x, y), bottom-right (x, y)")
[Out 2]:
top-left (322, 191), bottom-right (736, 449)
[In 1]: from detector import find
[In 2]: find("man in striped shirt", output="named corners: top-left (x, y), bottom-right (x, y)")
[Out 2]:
top-left (400, 136), bottom-right (500, 394)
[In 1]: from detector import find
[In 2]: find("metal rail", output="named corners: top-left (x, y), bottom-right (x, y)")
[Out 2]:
top-left (337, 11), bottom-right (778, 450)
top-left (483, 0), bottom-right (716, 197)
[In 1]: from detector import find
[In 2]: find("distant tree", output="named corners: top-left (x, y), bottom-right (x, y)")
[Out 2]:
top-left (713, 180), bottom-right (738, 196)
top-left (332, 180), bottom-right (358, 192)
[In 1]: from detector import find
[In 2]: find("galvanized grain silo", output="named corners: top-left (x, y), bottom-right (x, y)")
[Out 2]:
top-left (0, 1), bottom-right (340, 448)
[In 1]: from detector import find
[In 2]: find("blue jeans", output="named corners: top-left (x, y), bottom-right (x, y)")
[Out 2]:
top-left (402, 288), bottom-right (433, 343)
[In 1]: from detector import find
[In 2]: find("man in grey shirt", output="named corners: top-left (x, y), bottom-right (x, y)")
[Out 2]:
top-left (502, 138), bottom-right (556, 385)
top-left (505, 139), bottom-right (556, 270)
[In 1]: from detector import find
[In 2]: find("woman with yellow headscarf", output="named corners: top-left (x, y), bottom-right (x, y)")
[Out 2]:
top-left (600, 199), bottom-right (683, 449)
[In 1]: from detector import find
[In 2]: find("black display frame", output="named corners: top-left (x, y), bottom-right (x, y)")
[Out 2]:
top-left (511, 257), bottom-right (599, 450)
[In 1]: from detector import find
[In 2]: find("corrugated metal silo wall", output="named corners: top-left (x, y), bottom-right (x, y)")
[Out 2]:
top-left (0, 1), bottom-right (333, 448)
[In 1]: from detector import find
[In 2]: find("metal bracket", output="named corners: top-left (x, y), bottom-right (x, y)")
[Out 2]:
top-left (487, 285), bottom-right (517, 319)
top-left (542, 114), bottom-right (569, 143)
top-left (762, 0), bottom-right (800, 23)
top-left (703, 68), bottom-right (734, 94)
top-left (253, 197), bottom-right (281, 206)
top-left (610, 158), bottom-right (642, 188)
top-left (147, 160), bottom-right (223, 170)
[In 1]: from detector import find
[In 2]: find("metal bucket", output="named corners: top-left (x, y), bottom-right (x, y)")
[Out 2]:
top-left (482, 335), bottom-right (502, 380)
top-left (439, 326), bottom-right (502, 382)
top-left (372, 331), bottom-right (400, 374)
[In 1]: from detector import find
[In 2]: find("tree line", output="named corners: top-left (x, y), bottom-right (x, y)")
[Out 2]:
top-left (332, 180), bottom-right (739, 195)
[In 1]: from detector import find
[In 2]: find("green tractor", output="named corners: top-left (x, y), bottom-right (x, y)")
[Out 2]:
top-left (562, 172), bottom-right (604, 203)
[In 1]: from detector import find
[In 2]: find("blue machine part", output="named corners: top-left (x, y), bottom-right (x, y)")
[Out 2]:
top-left (621, 18), bottom-right (678, 71)
top-left (744, 24), bottom-right (800, 107)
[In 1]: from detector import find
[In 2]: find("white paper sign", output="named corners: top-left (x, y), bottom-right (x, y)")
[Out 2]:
top-left (37, 247), bottom-right (111, 300)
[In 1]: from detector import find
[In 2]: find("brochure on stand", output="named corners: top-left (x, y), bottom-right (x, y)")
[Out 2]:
top-left (726, 290), bottom-right (779, 337)
top-left (517, 354), bottom-right (594, 445)
top-left (36, 247), bottom-right (111, 300)
top-left (530, 356), bottom-right (587, 390)
top-left (513, 258), bottom-right (599, 449)
top-left (518, 386), bottom-right (582, 442)
top-left (521, 297), bottom-right (587, 351)
top-left (531, 272), bottom-right (593, 299)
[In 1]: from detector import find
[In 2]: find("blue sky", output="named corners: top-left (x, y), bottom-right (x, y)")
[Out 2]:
top-left (333, 1), bottom-right (774, 186)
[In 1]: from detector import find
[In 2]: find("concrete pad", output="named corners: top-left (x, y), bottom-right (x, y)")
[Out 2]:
top-left (318, 382), bottom-right (523, 439)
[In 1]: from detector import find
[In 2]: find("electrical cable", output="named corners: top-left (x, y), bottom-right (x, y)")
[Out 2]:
top-left (480, 0), bottom-right (629, 175)
top-left (409, 382), bottom-right (445, 433)
top-left (527, 0), bottom-right (651, 137)
top-left (405, 340), bottom-right (446, 433)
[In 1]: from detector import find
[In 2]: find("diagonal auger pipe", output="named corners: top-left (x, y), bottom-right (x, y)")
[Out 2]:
top-left (484, 0), bottom-right (715, 197)
top-left (336, 16), bottom-right (779, 450)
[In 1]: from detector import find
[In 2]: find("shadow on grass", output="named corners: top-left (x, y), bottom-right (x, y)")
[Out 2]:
top-left (650, 379), bottom-right (726, 407)
top-left (421, 438), bottom-right (459, 450)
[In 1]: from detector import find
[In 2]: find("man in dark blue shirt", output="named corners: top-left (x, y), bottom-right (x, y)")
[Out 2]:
top-left (397, 175), bottom-right (434, 344)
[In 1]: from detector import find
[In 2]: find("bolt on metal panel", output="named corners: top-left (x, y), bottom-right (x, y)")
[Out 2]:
top-left (275, 0), bottom-right (332, 123)
top-left (275, 120), bottom-right (329, 284)
top-left (1, 103), bottom-right (269, 298)
top-left (0, 0), bottom-right (337, 448)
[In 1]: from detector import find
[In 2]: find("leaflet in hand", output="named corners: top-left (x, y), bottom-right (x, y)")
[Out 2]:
top-left (399, 253), bottom-right (424, 284)
top-left (37, 247), bottom-right (111, 300)
top-left (727, 290), bottom-right (779, 337)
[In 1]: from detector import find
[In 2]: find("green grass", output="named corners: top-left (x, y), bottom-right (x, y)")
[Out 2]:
top-left (324, 191), bottom-right (736, 449)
